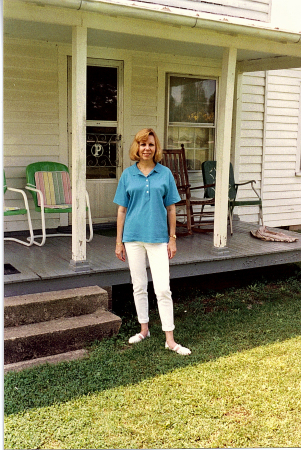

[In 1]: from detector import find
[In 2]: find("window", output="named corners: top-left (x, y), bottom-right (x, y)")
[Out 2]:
top-left (167, 75), bottom-right (216, 170)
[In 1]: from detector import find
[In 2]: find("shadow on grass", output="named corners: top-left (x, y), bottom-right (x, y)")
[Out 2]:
top-left (4, 265), bottom-right (301, 417)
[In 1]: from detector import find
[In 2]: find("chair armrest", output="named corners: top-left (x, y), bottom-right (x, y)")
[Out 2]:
top-left (6, 187), bottom-right (31, 210)
top-left (25, 185), bottom-right (45, 209)
top-left (177, 184), bottom-right (191, 190)
top-left (234, 180), bottom-right (261, 200)
top-left (234, 180), bottom-right (256, 187)
top-left (190, 183), bottom-right (215, 191)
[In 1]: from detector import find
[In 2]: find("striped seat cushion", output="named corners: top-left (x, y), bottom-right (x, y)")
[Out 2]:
top-left (35, 171), bottom-right (72, 208)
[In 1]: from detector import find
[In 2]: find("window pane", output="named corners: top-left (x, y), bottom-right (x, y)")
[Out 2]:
top-left (167, 126), bottom-right (215, 170)
top-left (167, 127), bottom-right (179, 147)
top-left (195, 128), bottom-right (215, 164)
top-left (86, 66), bottom-right (117, 121)
top-left (169, 77), bottom-right (216, 124)
top-left (179, 127), bottom-right (195, 149)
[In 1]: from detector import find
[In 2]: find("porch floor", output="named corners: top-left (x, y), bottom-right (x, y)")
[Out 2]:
top-left (4, 221), bottom-right (301, 297)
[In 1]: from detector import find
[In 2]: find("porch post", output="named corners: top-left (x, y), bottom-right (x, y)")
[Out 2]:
top-left (213, 46), bottom-right (237, 250)
top-left (70, 25), bottom-right (90, 272)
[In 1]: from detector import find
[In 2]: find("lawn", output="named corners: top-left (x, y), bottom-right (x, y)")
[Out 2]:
top-left (4, 265), bottom-right (301, 449)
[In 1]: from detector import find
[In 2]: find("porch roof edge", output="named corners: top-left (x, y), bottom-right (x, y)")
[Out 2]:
top-left (13, 0), bottom-right (301, 44)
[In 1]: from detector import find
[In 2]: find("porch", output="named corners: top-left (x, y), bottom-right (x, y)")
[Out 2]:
top-left (4, 221), bottom-right (301, 298)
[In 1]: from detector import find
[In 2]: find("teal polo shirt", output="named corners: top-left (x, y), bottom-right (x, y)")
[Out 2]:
top-left (113, 162), bottom-right (181, 243)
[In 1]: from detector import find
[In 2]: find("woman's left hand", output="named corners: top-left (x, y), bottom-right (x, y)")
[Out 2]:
top-left (115, 243), bottom-right (126, 262)
top-left (167, 239), bottom-right (177, 259)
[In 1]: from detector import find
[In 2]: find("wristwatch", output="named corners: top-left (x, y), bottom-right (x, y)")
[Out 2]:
top-left (169, 234), bottom-right (177, 239)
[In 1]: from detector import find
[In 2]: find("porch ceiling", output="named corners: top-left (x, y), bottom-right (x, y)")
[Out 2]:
top-left (4, 18), bottom-right (279, 62)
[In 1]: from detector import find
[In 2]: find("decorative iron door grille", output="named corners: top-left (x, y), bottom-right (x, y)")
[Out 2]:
top-left (86, 126), bottom-right (121, 179)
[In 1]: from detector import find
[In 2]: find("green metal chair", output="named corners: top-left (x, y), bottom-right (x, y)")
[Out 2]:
top-left (25, 161), bottom-right (93, 246)
top-left (202, 160), bottom-right (263, 235)
top-left (4, 170), bottom-right (34, 246)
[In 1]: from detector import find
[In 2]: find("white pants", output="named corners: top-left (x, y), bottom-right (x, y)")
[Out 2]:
top-left (125, 242), bottom-right (175, 332)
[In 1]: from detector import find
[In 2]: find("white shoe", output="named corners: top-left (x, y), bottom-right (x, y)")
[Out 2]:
top-left (165, 342), bottom-right (191, 355)
top-left (128, 330), bottom-right (150, 344)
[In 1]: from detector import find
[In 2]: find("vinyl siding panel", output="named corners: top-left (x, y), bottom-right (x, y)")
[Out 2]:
top-left (3, 39), bottom-right (60, 232)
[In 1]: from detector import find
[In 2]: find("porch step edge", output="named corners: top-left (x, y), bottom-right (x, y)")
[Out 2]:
top-left (4, 349), bottom-right (89, 374)
top-left (4, 309), bottom-right (122, 364)
top-left (4, 285), bottom-right (109, 327)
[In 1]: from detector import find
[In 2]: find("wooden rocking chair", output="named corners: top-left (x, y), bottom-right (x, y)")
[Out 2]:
top-left (25, 161), bottom-right (93, 246)
top-left (162, 147), bottom-right (215, 235)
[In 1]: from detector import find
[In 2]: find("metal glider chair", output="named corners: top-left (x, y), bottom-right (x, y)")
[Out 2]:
top-left (202, 160), bottom-right (263, 235)
top-left (25, 162), bottom-right (93, 246)
top-left (4, 170), bottom-right (34, 246)
top-left (162, 147), bottom-right (215, 235)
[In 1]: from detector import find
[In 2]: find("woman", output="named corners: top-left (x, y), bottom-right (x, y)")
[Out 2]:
top-left (113, 128), bottom-right (191, 355)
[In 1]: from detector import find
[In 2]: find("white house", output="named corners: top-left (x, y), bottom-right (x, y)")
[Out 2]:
top-left (3, 0), bottom-right (301, 270)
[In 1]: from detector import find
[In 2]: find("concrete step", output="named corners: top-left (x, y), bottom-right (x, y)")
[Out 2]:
top-left (4, 309), bottom-right (122, 364)
top-left (4, 349), bottom-right (88, 374)
top-left (4, 286), bottom-right (108, 327)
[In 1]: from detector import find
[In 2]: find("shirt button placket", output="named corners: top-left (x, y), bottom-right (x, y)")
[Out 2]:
top-left (146, 179), bottom-right (149, 196)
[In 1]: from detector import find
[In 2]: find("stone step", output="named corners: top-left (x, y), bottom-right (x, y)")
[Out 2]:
top-left (4, 309), bottom-right (122, 364)
top-left (4, 286), bottom-right (108, 327)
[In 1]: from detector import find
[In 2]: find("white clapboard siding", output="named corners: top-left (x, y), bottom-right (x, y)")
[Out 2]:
top-left (265, 154), bottom-right (296, 162)
top-left (262, 69), bottom-right (301, 227)
top-left (266, 115), bottom-right (299, 124)
top-left (237, 69), bottom-right (301, 226)
top-left (134, 0), bottom-right (271, 22)
top-left (4, 39), bottom-right (59, 232)
top-left (241, 112), bottom-right (264, 122)
top-left (240, 146), bottom-right (262, 156)
top-left (240, 155), bottom-right (262, 164)
top-left (237, 71), bottom-right (265, 223)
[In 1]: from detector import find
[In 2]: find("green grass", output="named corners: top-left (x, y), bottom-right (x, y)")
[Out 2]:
top-left (4, 269), bottom-right (301, 449)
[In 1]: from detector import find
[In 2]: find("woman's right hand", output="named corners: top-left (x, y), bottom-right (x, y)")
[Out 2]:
top-left (115, 243), bottom-right (126, 262)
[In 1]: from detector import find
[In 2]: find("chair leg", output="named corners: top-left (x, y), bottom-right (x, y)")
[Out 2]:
top-left (86, 190), bottom-right (93, 242)
top-left (229, 207), bottom-right (234, 235)
top-left (4, 187), bottom-right (34, 247)
top-left (186, 200), bottom-right (193, 235)
top-left (5, 212), bottom-right (34, 246)
top-left (25, 185), bottom-right (47, 246)
top-left (30, 208), bottom-right (47, 246)
top-left (259, 205), bottom-right (264, 227)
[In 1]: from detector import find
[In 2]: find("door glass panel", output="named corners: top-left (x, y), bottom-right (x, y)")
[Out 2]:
top-left (87, 66), bottom-right (117, 121)
top-left (86, 65), bottom-right (119, 179)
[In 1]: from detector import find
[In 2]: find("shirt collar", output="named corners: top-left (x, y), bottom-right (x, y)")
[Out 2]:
top-left (131, 162), bottom-right (162, 176)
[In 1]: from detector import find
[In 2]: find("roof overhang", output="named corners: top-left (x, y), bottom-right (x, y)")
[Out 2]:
top-left (4, 0), bottom-right (301, 70)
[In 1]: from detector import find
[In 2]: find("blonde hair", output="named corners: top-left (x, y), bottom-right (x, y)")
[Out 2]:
top-left (129, 128), bottom-right (162, 163)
